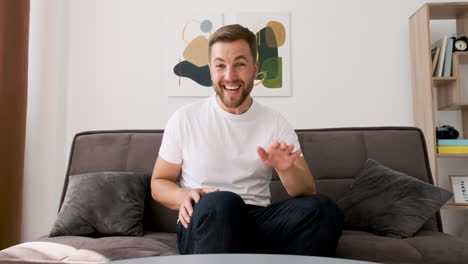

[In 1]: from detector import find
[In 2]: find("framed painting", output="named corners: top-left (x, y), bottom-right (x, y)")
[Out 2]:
top-left (236, 12), bottom-right (291, 96)
top-left (165, 14), bottom-right (223, 96)
top-left (449, 175), bottom-right (468, 205)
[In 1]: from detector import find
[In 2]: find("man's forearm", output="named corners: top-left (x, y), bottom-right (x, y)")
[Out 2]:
top-left (277, 158), bottom-right (316, 197)
top-left (151, 179), bottom-right (189, 211)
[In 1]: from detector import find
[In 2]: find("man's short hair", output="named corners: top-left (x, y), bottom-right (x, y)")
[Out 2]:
top-left (208, 24), bottom-right (257, 62)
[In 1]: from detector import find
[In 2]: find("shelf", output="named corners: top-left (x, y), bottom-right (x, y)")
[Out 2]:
top-left (433, 52), bottom-right (468, 110)
top-left (438, 153), bottom-right (468, 158)
top-left (442, 203), bottom-right (468, 211)
top-left (438, 104), bottom-right (468, 111)
top-left (410, 3), bottom-right (468, 186)
top-left (428, 3), bottom-right (468, 20)
top-left (432, 77), bottom-right (456, 83)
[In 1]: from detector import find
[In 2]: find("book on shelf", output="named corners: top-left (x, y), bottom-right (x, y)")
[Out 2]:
top-left (433, 36), bottom-right (448, 77)
top-left (438, 139), bottom-right (468, 146)
top-left (431, 46), bottom-right (441, 76)
top-left (443, 37), bottom-right (455, 77)
top-left (438, 145), bottom-right (468, 154)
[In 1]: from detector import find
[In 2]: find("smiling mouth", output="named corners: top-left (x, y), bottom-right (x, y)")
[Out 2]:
top-left (223, 85), bottom-right (241, 91)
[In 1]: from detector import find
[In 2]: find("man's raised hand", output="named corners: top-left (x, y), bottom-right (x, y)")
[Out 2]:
top-left (257, 141), bottom-right (302, 172)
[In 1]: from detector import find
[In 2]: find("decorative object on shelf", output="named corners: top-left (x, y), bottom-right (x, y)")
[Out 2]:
top-left (443, 37), bottom-right (455, 77)
top-left (437, 133), bottom-right (468, 154)
top-left (438, 139), bottom-right (468, 146)
top-left (436, 125), bottom-right (459, 139)
top-left (448, 175), bottom-right (468, 205)
top-left (453, 36), bottom-right (468, 52)
top-left (438, 145), bottom-right (468, 154)
top-left (433, 36), bottom-right (448, 77)
top-left (431, 46), bottom-right (441, 76)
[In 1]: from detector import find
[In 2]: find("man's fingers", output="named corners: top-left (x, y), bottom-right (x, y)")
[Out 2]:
top-left (291, 149), bottom-right (302, 160)
top-left (256, 146), bottom-right (268, 161)
top-left (179, 217), bottom-right (188, 229)
top-left (201, 188), bottom-right (219, 194)
top-left (179, 206), bottom-right (190, 228)
top-left (191, 190), bottom-right (201, 204)
top-left (269, 141), bottom-right (280, 149)
top-left (280, 142), bottom-right (288, 151)
top-left (184, 199), bottom-right (194, 217)
top-left (181, 209), bottom-right (190, 224)
top-left (286, 144), bottom-right (294, 153)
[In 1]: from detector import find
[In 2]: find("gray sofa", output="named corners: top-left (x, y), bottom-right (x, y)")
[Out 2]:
top-left (1, 127), bottom-right (467, 264)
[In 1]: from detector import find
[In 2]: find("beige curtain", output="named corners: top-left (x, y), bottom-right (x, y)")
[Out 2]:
top-left (0, 0), bottom-right (30, 249)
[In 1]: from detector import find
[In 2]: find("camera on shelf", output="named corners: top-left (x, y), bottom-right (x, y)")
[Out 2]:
top-left (436, 125), bottom-right (459, 139)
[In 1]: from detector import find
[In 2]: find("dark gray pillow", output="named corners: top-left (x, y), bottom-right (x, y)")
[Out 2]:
top-left (49, 172), bottom-right (150, 237)
top-left (337, 159), bottom-right (452, 238)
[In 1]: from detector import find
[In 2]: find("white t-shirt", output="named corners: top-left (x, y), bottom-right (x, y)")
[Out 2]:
top-left (159, 94), bottom-right (300, 206)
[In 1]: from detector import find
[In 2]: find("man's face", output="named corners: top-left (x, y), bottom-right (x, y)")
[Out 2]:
top-left (209, 39), bottom-right (258, 112)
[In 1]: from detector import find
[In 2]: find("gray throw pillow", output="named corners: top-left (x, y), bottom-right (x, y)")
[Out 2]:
top-left (337, 159), bottom-right (452, 238)
top-left (49, 172), bottom-right (150, 237)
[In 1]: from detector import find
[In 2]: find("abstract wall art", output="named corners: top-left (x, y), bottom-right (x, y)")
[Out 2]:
top-left (236, 12), bottom-right (291, 96)
top-left (165, 12), bottom-right (291, 97)
top-left (166, 14), bottom-right (223, 96)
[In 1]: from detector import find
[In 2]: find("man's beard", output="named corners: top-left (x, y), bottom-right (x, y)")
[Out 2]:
top-left (214, 80), bottom-right (254, 109)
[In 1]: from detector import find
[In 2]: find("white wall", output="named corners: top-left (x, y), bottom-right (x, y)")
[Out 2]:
top-left (65, 0), bottom-right (418, 140)
top-left (23, 0), bottom-right (69, 241)
top-left (23, 0), bottom-right (468, 242)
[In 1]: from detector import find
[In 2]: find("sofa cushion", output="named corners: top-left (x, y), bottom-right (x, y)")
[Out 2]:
top-left (337, 159), bottom-right (452, 238)
top-left (0, 232), bottom-right (178, 263)
top-left (49, 172), bottom-right (150, 237)
top-left (337, 230), bottom-right (468, 264)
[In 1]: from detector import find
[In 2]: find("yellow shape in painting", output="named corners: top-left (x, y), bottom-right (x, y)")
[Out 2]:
top-left (266, 21), bottom-right (286, 47)
top-left (183, 35), bottom-right (209, 67)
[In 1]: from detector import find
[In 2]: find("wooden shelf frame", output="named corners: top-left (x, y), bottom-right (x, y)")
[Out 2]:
top-left (436, 52), bottom-right (468, 110)
top-left (409, 2), bottom-right (468, 187)
top-left (438, 153), bottom-right (468, 157)
top-left (433, 77), bottom-right (457, 82)
top-left (442, 203), bottom-right (468, 210)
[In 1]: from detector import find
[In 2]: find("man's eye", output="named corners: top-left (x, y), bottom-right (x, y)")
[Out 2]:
top-left (216, 64), bottom-right (225, 68)
top-left (236, 63), bottom-right (246, 67)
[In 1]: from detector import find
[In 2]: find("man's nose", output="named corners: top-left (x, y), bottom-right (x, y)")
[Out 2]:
top-left (224, 66), bottom-right (237, 81)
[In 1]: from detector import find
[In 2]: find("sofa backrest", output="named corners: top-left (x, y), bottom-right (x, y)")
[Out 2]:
top-left (59, 127), bottom-right (441, 234)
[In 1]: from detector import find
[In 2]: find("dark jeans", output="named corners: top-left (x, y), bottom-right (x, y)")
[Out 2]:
top-left (176, 191), bottom-right (344, 256)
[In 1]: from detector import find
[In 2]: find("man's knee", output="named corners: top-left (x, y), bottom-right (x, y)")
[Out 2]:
top-left (297, 194), bottom-right (342, 217)
top-left (193, 191), bottom-right (246, 220)
top-left (316, 194), bottom-right (343, 223)
top-left (300, 194), bottom-right (344, 238)
top-left (179, 191), bottom-right (251, 254)
top-left (287, 194), bottom-right (343, 232)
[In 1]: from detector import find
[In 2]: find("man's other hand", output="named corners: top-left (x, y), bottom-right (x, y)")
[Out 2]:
top-left (257, 141), bottom-right (302, 172)
top-left (179, 188), bottom-right (219, 228)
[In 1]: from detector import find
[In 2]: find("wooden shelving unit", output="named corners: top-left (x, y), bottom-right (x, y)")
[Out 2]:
top-left (442, 203), bottom-right (468, 210)
top-left (438, 153), bottom-right (468, 157)
top-left (409, 3), bottom-right (468, 191)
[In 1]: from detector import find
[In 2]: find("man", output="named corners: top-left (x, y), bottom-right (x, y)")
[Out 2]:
top-left (151, 24), bottom-right (343, 256)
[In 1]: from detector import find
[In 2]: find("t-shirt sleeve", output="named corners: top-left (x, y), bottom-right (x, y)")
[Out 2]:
top-left (276, 113), bottom-right (302, 154)
top-left (158, 110), bottom-right (184, 165)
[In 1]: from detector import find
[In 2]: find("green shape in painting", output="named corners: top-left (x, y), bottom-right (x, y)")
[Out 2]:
top-left (256, 27), bottom-right (278, 72)
top-left (261, 57), bottom-right (282, 88)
